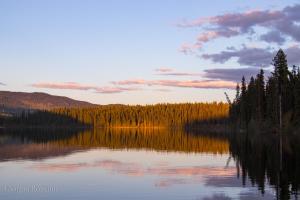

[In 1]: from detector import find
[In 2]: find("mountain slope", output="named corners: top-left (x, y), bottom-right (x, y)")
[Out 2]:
top-left (0, 91), bottom-right (95, 110)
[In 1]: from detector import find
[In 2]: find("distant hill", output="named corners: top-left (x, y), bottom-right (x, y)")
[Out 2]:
top-left (0, 91), bottom-right (95, 111)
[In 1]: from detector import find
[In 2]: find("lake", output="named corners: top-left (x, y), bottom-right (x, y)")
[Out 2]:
top-left (0, 128), bottom-right (299, 200)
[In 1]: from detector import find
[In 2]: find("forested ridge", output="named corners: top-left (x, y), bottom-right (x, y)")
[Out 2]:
top-left (230, 49), bottom-right (300, 132)
top-left (3, 102), bottom-right (229, 128)
top-left (0, 91), bottom-right (94, 110)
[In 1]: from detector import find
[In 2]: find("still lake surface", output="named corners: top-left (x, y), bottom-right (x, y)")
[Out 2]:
top-left (0, 128), bottom-right (298, 200)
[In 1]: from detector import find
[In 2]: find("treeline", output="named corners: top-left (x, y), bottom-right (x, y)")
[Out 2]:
top-left (230, 49), bottom-right (300, 132)
top-left (3, 110), bottom-right (86, 127)
top-left (6, 103), bottom-right (229, 128)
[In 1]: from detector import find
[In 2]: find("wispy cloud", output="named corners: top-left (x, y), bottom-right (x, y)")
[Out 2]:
top-left (155, 68), bottom-right (173, 73)
top-left (202, 46), bottom-right (274, 67)
top-left (32, 82), bottom-right (94, 90)
top-left (31, 82), bottom-right (140, 94)
top-left (204, 67), bottom-right (269, 82)
top-left (153, 88), bottom-right (172, 92)
top-left (113, 79), bottom-right (236, 89)
top-left (95, 87), bottom-right (139, 94)
top-left (155, 67), bottom-right (265, 82)
top-left (0, 82), bottom-right (6, 86)
top-left (177, 9), bottom-right (283, 30)
top-left (178, 4), bottom-right (300, 54)
top-left (155, 68), bottom-right (202, 77)
top-left (178, 43), bottom-right (202, 55)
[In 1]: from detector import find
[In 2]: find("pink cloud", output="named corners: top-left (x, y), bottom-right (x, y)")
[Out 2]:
top-left (155, 68), bottom-right (202, 77)
top-left (197, 29), bottom-right (239, 43)
top-left (111, 79), bottom-right (147, 85)
top-left (177, 9), bottom-right (283, 29)
top-left (197, 31), bottom-right (219, 42)
top-left (155, 68), bottom-right (173, 72)
top-left (95, 87), bottom-right (140, 94)
top-left (179, 43), bottom-right (202, 55)
top-left (113, 79), bottom-right (236, 89)
top-left (31, 82), bottom-right (139, 94)
top-left (32, 82), bottom-right (94, 90)
top-left (153, 88), bottom-right (172, 92)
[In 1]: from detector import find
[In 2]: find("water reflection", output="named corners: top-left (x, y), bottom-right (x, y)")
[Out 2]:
top-left (230, 132), bottom-right (300, 200)
top-left (0, 128), bottom-right (299, 199)
top-left (0, 128), bottom-right (229, 161)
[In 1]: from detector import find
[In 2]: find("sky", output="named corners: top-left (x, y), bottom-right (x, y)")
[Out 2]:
top-left (1, 0), bottom-right (300, 105)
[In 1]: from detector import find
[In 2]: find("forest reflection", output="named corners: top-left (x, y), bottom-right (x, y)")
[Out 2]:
top-left (0, 128), bottom-right (229, 154)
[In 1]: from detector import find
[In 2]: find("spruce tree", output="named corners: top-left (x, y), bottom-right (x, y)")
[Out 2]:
top-left (294, 67), bottom-right (300, 122)
top-left (240, 76), bottom-right (247, 127)
top-left (256, 69), bottom-right (266, 121)
top-left (273, 49), bottom-right (289, 115)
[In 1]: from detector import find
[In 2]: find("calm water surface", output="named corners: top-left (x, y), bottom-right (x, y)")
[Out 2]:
top-left (0, 128), bottom-right (298, 200)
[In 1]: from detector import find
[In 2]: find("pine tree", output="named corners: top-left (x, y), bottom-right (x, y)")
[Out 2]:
top-left (256, 69), bottom-right (266, 121)
top-left (247, 76), bottom-right (256, 122)
top-left (273, 49), bottom-right (289, 115)
top-left (240, 76), bottom-right (247, 128)
top-left (235, 84), bottom-right (240, 102)
top-left (294, 67), bottom-right (300, 122)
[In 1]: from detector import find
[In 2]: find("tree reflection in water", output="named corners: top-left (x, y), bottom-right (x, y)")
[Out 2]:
top-left (229, 132), bottom-right (300, 200)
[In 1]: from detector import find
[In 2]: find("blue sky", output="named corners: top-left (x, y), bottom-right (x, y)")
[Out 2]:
top-left (1, 0), bottom-right (300, 104)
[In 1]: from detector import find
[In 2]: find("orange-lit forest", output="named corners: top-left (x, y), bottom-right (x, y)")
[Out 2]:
top-left (5, 102), bottom-right (229, 128)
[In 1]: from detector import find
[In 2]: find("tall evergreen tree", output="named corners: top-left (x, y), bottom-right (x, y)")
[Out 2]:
top-left (294, 67), bottom-right (300, 122)
top-left (240, 76), bottom-right (247, 127)
top-left (247, 76), bottom-right (256, 122)
top-left (256, 69), bottom-right (266, 121)
top-left (273, 49), bottom-right (289, 115)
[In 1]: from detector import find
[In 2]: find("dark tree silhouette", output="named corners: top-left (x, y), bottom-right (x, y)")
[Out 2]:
top-left (230, 49), bottom-right (300, 132)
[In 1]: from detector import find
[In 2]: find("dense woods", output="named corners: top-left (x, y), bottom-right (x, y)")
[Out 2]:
top-left (230, 49), bottom-right (300, 132)
top-left (2, 111), bottom-right (85, 127)
top-left (4, 102), bottom-right (229, 128)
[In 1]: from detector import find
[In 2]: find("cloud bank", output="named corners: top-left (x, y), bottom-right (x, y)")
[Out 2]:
top-left (202, 45), bottom-right (300, 67)
top-left (178, 4), bottom-right (300, 67)
top-left (178, 4), bottom-right (300, 47)
top-left (31, 82), bottom-right (139, 94)
top-left (203, 67), bottom-right (268, 82)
